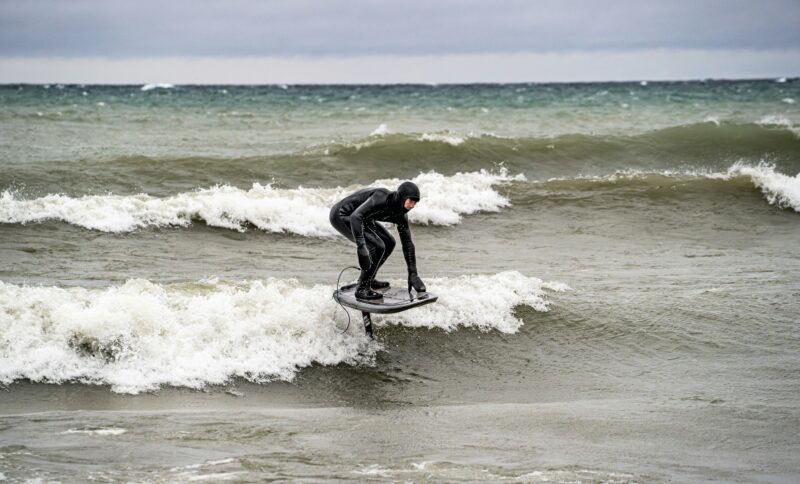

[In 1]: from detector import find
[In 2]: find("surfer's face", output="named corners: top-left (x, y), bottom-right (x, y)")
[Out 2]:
top-left (404, 199), bottom-right (417, 210)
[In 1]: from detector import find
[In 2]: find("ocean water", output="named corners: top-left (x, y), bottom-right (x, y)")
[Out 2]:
top-left (1, 80), bottom-right (799, 482)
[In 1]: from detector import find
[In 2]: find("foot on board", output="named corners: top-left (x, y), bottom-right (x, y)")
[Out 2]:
top-left (371, 279), bottom-right (390, 290)
top-left (355, 286), bottom-right (383, 301)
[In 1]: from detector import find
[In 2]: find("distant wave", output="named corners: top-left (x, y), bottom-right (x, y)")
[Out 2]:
top-left (727, 162), bottom-right (800, 212)
top-left (0, 169), bottom-right (524, 233)
top-left (531, 163), bottom-right (800, 214)
top-left (140, 83), bottom-right (175, 91)
top-left (418, 132), bottom-right (469, 146)
top-left (0, 271), bottom-right (567, 393)
top-left (310, 121), bottom-right (800, 162)
top-left (757, 114), bottom-right (800, 136)
top-left (4, 121), bottom-right (798, 173)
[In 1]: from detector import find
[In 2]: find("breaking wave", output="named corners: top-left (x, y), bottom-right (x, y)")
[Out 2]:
top-left (0, 271), bottom-right (567, 394)
top-left (0, 169), bottom-right (524, 233)
top-left (529, 163), bottom-right (800, 213)
top-left (726, 162), bottom-right (800, 212)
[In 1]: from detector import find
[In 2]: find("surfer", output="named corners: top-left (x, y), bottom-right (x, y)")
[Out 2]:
top-left (329, 181), bottom-right (427, 301)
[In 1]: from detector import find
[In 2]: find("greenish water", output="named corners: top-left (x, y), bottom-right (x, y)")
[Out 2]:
top-left (1, 80), bottom-right (799, 482)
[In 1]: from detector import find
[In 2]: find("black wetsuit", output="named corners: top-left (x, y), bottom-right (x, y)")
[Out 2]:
top-left (329, 182), bottom-right (425, 294)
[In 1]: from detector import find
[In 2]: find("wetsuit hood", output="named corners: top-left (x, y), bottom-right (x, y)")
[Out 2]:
top-left (394, 181), bottom-right (421, 211)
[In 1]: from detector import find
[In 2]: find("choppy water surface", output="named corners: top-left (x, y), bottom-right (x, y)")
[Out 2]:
top-left (1, 80), bottom-right (800, 482)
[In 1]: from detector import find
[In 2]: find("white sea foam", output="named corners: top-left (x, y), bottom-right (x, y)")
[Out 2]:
top-left (0, 278), bottom-right (368, 393)
top-left (187, 472), bottom-right (245, 481)
top-left (758, 114), bottom-right (793, 127)
top-left (703, 115), bottom-right (721, 126)
top-left (516, 469), bottom-right (636, 482)
top-left (0, 169), bottom-right (523, 233)
top-left (63, 427), bottom-right (127, 436)
top-left (353, 464), bottom-right (394, 477)
top-left (756, 115), bottom-right (800, 137)
top-left (726, 162), bottom-right (800, 212)
top-left (383, 272), bottom-right (570, 333)
top-left (141, 83), bottom-right (175, 91)
top-left (171, 459), bottom-right (237, 471)
top-left (418, 131), bottom-right (512, 146)
top-left (782, 98), bottom-right (796, 104)
top-left (370, 123), bottom-right (389, 136)
top-left (383, 169), bottom-right (525, 225)
top-left (419, 132), bottom-right (467, 146)
top-left (0, 271), bottom-right (564, 393)
top-left (544, 163), bottom-right (800, 214)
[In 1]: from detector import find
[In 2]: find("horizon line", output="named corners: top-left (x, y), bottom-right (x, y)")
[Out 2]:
top-left (1, 76), bottom-right (796, 87)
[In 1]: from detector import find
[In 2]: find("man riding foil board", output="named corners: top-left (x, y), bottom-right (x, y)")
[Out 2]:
top-left (329, 181), bottom-right (427, 301)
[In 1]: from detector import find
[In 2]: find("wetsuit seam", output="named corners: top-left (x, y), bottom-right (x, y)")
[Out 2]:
top-left (365, 223), bottom-right (385, 280)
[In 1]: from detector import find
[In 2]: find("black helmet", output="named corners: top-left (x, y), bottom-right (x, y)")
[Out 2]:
top-left (397, 181), bottom-right (420, 202)
top-left (392, 181), bottom-right (420, 212)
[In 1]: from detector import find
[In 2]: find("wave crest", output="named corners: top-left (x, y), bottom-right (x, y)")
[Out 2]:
top-left (727, 162), bottom-right (800, 212)
top-left (314, 121), bottom-right (800, 164)
top-left (534, 163), bottom-right (800, 214)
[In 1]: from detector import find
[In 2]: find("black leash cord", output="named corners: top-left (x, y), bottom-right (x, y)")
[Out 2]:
top-left (333, 266), bottom-right (360, 334)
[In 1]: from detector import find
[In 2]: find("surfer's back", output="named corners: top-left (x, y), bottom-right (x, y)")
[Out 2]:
top-left (332, 187), bottom-right (391, 217)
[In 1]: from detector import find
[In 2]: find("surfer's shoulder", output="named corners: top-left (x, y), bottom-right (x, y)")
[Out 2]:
top-left (372, 187), bottom-right (391, 196)
top-left (366, 187), bottom-right (391, 204)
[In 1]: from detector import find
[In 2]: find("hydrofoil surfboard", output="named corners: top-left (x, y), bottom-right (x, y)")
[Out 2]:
top-left (333, 283), bottom-right (437, 337)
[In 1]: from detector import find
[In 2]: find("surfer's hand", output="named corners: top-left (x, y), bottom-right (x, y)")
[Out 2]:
top-left (357, 245), bottom-right (371, 270)
top-left (409, 274), bottom-right (426, 293)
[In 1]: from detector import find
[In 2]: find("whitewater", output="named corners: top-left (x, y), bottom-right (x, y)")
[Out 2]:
top-left (0, 169), bottom-right (524, 233)
top-left (1, 164), bottom-right (798, 236)
top-left (0, 272), bottom-right (567, 394)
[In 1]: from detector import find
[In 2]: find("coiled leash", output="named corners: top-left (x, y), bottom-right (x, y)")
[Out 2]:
top-left (332, 266), bottom-right (360, 334)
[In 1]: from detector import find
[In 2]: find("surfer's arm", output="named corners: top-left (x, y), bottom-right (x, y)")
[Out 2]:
top-left (397, 216), bottom-right (426, 292)
top-left (350, 195), bottom-right (379, 250)
top-left (396, 217), bottom-right (416, 271)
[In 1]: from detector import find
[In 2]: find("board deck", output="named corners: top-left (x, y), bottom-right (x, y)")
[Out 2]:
top-left (333, 283), bottom-right (438, 314)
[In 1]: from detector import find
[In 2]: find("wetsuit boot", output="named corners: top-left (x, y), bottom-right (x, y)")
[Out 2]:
top-left (355, 277), bottom-right (383, 301)
top-left (371, 279), bottom-right (390, 290)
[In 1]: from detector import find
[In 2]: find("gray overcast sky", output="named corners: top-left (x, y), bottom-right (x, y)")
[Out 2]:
top-left (1, 0), bottom-right (799, 83)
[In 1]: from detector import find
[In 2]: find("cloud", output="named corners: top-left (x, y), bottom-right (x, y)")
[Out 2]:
top-left (0, 0), bottom-right (799, 58)
top-left (2, 49), bottom-right (798, 84)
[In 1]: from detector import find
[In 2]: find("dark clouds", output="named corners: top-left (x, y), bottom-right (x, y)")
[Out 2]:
top-left (1, 0), bottom-right (799, 58)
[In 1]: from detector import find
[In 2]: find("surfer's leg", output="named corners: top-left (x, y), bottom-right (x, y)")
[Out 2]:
top-left (330, 208), bottom-right (382, 300)
top-left (329, 205), bottom-right (356, 243)
top-left (363, 222), bottom-right (386, 281)
top-left (355, 223), bottom-right (385, 300)
top-left (368, 223), bottom-right (395, 289)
